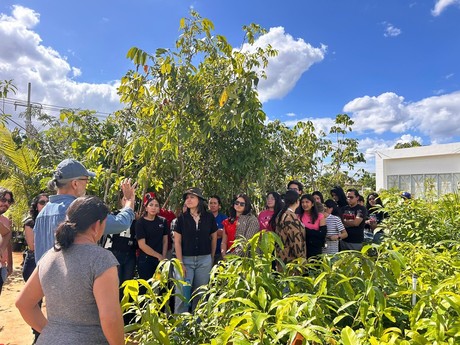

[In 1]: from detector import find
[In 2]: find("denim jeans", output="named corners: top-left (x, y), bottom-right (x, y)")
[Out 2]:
top-left (22, 250), bottom-right (36, 282)
top-left (174, 254), bottom-right (212, 313)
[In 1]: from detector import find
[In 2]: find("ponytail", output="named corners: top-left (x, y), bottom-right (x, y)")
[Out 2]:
top-left (55, 221), bottom-right (78, 250)
top-left (53, 196), bottom-right (109, 251)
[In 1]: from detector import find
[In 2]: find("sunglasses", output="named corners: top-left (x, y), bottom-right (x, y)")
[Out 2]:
top-left (234, 201), bottom-right (246, 207)
top-left (38, 199), bottom-right (49, 206)
top-left (0, 197), bottom-right (13, 204)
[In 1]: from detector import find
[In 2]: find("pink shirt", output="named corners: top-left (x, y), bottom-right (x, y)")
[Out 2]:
top-left (301, 212), bottom-right (324, 231)
top-left (258, 210), bottom-right (274, 231)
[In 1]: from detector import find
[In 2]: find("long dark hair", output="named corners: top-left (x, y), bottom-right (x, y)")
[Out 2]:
top-left (300, 194), bottom-right (319, 224)
top-left (29, 193), bottom-right (49, 221)
top-left (267, 192), bottom-right (283, 231)
top-left (330, 185), bottom-right (347, 208)
top-left (312, 191), bottom-right (324, 204)
top-left (366, 192), bottom-right (384, 215)
top-left (276, 190), bottom-right (299, 226)
top-left (55, 196), bottom-right (109, 251)
top-left (229, 194), bottom-right (252, 223)
top-left (325, 199), bottom-right (342, 217)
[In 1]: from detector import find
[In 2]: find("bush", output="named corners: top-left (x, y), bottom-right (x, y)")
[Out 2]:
top-left (122, 230), bottom-right (460, 344)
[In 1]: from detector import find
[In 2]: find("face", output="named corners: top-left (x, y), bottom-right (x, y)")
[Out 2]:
top-left (368, 195), bottom-right (376, 206)
top-left (185, 194), bottom-right (199, 209)
top-left (37, 196), bottom-right (49, 213)
top-left (74, 177), bottom-right (90, 197)
top-left (313, 195), bottom-right (322, 204)
top-left (301, 198), bottom-right (313, 212)
top-left (233, 197), bottom-right (246, 215)
top-left (266, 194), bottom-right (276, 209)
top-left (288, 184), bottom-right (301, 195)
top-left (146, 199), bottom-right (160, 216)
top-left (347, 192), bottom-right (358, 206)
top-left (208, 198), bottom-right (220, 213)
top-left (331, 192), bottom-right (338, 202)
top-left (0, 193), bottom-right (13, 215)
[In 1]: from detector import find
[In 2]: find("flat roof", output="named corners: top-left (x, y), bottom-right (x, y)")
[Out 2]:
top-left (376, 142), bottom-right (460, 159)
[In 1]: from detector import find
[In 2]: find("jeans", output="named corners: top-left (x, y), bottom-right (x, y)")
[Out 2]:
top-left (22, 250), bottom-right (36, 282)
top-left (174, 254), bottom-right (212, 314)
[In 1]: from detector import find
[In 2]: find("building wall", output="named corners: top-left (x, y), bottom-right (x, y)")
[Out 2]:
top-left (375, 143), bottom-right (460, 197)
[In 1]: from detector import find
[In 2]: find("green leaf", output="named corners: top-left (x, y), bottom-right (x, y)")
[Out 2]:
top-left (341, 326), bottom-right (361, 345)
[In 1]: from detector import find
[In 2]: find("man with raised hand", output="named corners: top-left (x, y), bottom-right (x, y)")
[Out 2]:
top-left (34, 159), bottom-right (136, 263)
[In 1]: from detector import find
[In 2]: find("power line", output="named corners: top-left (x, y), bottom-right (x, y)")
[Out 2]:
top-left (1, 96), bottom-right (115, 119)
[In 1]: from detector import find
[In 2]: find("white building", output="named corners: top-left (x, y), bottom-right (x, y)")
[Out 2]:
top-left (375, 142), bottom-right (460, 198)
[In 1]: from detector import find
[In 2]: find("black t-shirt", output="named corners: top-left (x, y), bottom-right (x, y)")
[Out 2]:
top-left (110, 220), bottom-right (137, 253)
top-left (135, 216), bottom-right (168, 255)
top-left (341, 204), bottom-right (368, 243)
top-left (174, 211), bottom-right (217, 256)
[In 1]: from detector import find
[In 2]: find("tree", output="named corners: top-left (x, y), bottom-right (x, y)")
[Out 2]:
top-left (394, 140), bottom-right (422, 149)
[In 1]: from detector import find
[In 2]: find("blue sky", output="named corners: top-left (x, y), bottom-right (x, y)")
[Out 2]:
top-left (1, 1), bottom-right (460, 173)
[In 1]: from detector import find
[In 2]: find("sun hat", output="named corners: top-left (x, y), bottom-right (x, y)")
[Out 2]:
top-left (53, 159), bottom-right (95, 181)
top-left (182, 187), bottom-right (206, 201)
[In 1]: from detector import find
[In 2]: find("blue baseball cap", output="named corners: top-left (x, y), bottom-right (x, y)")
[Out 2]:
top-left (401, 191), bottom-right (412, 199)
top-left (53, 159), bottom-right (96, 181)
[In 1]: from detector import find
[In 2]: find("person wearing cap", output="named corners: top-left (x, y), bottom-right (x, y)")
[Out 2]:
top-left (173, 187), bottom-right (217, 313)
top-left (401, 191), bottom-right (412, 200)
top-left (34, 159), bottom-right (136, 264)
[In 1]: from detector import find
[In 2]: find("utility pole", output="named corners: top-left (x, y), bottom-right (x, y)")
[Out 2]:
top-left (25, 82), bottom-right (32, 138)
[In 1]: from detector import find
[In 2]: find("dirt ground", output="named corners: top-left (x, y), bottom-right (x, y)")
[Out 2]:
top-left (0, 251), bottom-right (35, 345)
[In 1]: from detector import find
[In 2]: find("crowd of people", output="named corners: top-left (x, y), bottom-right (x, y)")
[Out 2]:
top-left (0, 158), bottom-right (390, 344)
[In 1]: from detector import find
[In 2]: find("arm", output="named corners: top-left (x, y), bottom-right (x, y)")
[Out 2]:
top-left (162, 234), bottom-right (168, 259)
top-left (344, 216), bottom-right (364, 228)
top-left (104, 208), bottom-right (135, 235)
top-left (15, 268), bottom-right (47, 332)
top-left (93, 266), bottom-right (124, 345)
top-left (174, 231), bottom-right (186, 276)
top-left (221, 227), bottom-right (228, 257)
top-left (0, 218), bottom-right (12, 256)
top-left (137, 239), bottom-right (164, 260)
top-left (7, 242), bottom-right (13, 275)
top-left (24, 225), bottom-right (35, 251)
top-left (210, 231), bottom-right (217, 262)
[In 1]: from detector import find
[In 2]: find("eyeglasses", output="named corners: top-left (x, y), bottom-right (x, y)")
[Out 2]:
top-left (38, 200), bottom-right (49, 206)
top-left (234, 201), bottom-right (246, 207)
top-left (0, 197), bottom-right (13, 204)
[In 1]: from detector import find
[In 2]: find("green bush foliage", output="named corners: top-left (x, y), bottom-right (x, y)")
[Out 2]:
top-left (123, 229), bottom-right (460, 344)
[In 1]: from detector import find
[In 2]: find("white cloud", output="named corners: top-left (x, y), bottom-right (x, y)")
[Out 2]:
top-left (0, 5), bottom-right (121, 117)
top-left (241, 27), bottom-right (327, 103)
top-left (344, 91), bottom-right (460, 142)
top-left (343, 92), bottom-right (412, 134)
top-left (383, 23), bottom-right (401, 37)
top-left (407, 91), bottom-right (460, 140)
top-left (432, 0), bottom-right (460, 16)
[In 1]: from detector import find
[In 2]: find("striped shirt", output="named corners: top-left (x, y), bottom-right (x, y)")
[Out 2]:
top-left (323, 214), bottom-right (345, 254)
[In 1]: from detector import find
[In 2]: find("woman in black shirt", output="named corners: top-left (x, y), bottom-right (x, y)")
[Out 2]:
top-left (135, 194), bottom-right (168, 281)
top-left (173, 187), bottom-right (217, 313)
